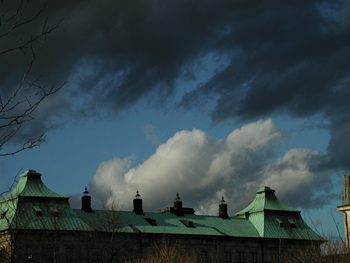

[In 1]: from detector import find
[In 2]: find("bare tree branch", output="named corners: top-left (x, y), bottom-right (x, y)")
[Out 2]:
top-left (0, 0), bottom-right (64, 156)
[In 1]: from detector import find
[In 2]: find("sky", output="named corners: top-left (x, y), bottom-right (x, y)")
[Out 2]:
top-left (1, 0), bottom-right (350, 238)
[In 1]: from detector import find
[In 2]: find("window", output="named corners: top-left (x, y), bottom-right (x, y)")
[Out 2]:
top-left (65, 247), bottom-right (73, 262)
top-left (180, 219), bottom-right (195, 228)
top-left (236, 251), bottom-right (245, 263)
top-left (50, 207), bottom-right (60, 217)
top-left (110, 248), bottom-right (119, 261)
top-left (65, 246), bottom-right (80, 263)
top-left (0, 209), bottom-right (8, 219)
top-left (250, 251), bottom-right (258, 263)
top-left (275, 218), bottom-right (284, 227)
top-left (33, 206), bottom-right (42, 217)
top-left (90, 249), bottom-right (101, 263)
top-left (270, 249), bottom-right (279, 263)
top-left (199, 250), bottom-right (208, 263)
top-left (144, 217), bottom-right (157, 226)
top-left (224, 251), bottom-right (232, 263)
top-left (44, 246), bottom-right (55, 262)
top-left (288, 218), bottom-right (296, 228)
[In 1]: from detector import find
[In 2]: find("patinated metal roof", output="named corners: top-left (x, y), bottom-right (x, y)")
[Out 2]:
top-left (0, 170), bottom-right (75, 231)
top-left (0, 171), bottom-right (323, 241)
top-left (2, 170), bottom-right (65, 199)
top-left (236, 186), bottom-right (297, 215)
top-left (74, 209), bottom-right (260, 237)
top-left (235, 186), bottom-right (323, 241)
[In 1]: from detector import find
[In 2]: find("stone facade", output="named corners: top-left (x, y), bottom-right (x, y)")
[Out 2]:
top-left (1, 230), bottom-right (314, 263)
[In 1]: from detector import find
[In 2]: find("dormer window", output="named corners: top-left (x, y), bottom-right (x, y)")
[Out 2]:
top-left (275, 218), bottom-right (284, 227)
top-left (288, 218), bottom-right (296, 228)
top-left (33, 206), bottom-right (42, 217)
top-left (0, 209), bottom-right (8, 219)
top-left (50, 207), bottom-right (60, 217)
top-left (180, 219), bottom-right (195, 228)
top-left (144, 217), bottom-right (157, 226)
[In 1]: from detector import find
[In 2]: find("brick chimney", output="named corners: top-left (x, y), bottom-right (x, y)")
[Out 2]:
top-left (81, 187), bottom-right (93, 212)
top-left (219, 196), bottom-right (229, 219)
top-left (133, 190), bottom-right (144, 215)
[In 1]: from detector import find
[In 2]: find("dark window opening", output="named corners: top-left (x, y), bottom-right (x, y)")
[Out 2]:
top-left (200, 249), bottom-right (208, 263)
top-left (144, 217), bottom-right (157, 226)
top-left (50, 208), bottom-right (60, 217)
top-left (90, 249), bottom-right (102, 263)
top-left (288, 218), bottom-right (296, 228)
top-left (275, 218), bottom-right (284, 227)
top-left (33, 206), bottom-right (42, 217)
top-left (224, 251), bottom-right (232, 263)
top-left (236, 251), bottom-right (245, 263)
top-left (0, 209), bottom-right (8, 219)
top-left (251, 251), bottom-right (258, 263)
top-left (66, 246), bottom-right (80, 263)
top-left (180, 219), bottom-right (195, 228)
top-left (43, 246), bottom-right (55, 261)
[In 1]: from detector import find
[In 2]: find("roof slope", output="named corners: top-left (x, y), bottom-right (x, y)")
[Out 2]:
top-left (235, 186), bottom-right (323, 241)
top-left (74, 209), bottom-right (260, 238)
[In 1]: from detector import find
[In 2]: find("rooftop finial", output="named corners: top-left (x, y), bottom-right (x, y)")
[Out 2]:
top-left (221, 196), bottom-right (226, 204)
top-left (176, 192), bottom-right (181, 201)
top-left (83, 186), bottom-right (89, 195)
top-left (135, 190), bottom-right (141, 198)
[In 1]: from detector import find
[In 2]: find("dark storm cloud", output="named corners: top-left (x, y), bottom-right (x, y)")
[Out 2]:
top-left (4, 1), bottom-right (349, 120)
top-left (327, 115), bottom-right (350, 169)
top-left (181, 1), bottom-right (350, 121)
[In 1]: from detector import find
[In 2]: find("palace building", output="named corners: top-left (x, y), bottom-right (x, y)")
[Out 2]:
top-left (0, 170), bottom-right (323, 263)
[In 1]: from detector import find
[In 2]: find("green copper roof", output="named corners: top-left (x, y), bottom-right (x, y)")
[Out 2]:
top-left (236, 186), bottom-right (297, 215)
top-left (234, 186), bottom-right (323, 241)
top-left (11, 200), bottom-right (91, 231)
top-left (262, 214), bottom-right (323, 240)
top-left (0, 170), bottom-right (73, 232)
top-left (0, 170), bottom-right (323, 242)
top-left (1, 170), bottom-right (65, 200)
top-left (0, 198), bottom-right (18, 231)
top-left (74, 210), bottom-right (260, 238)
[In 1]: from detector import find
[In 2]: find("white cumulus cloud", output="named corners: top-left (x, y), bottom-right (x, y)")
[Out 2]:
top-left (89, 119), bottom-right (333, 215)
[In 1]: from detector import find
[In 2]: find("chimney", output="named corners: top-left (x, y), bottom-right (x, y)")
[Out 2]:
top-left (81, 187), bottom-right (93, 212)
top-left (133, 190), bottom-right (144, 215)
top-left (219, 196), bottom-right (229, 219)
top-left (173, 193), bottom-right (183, 216)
